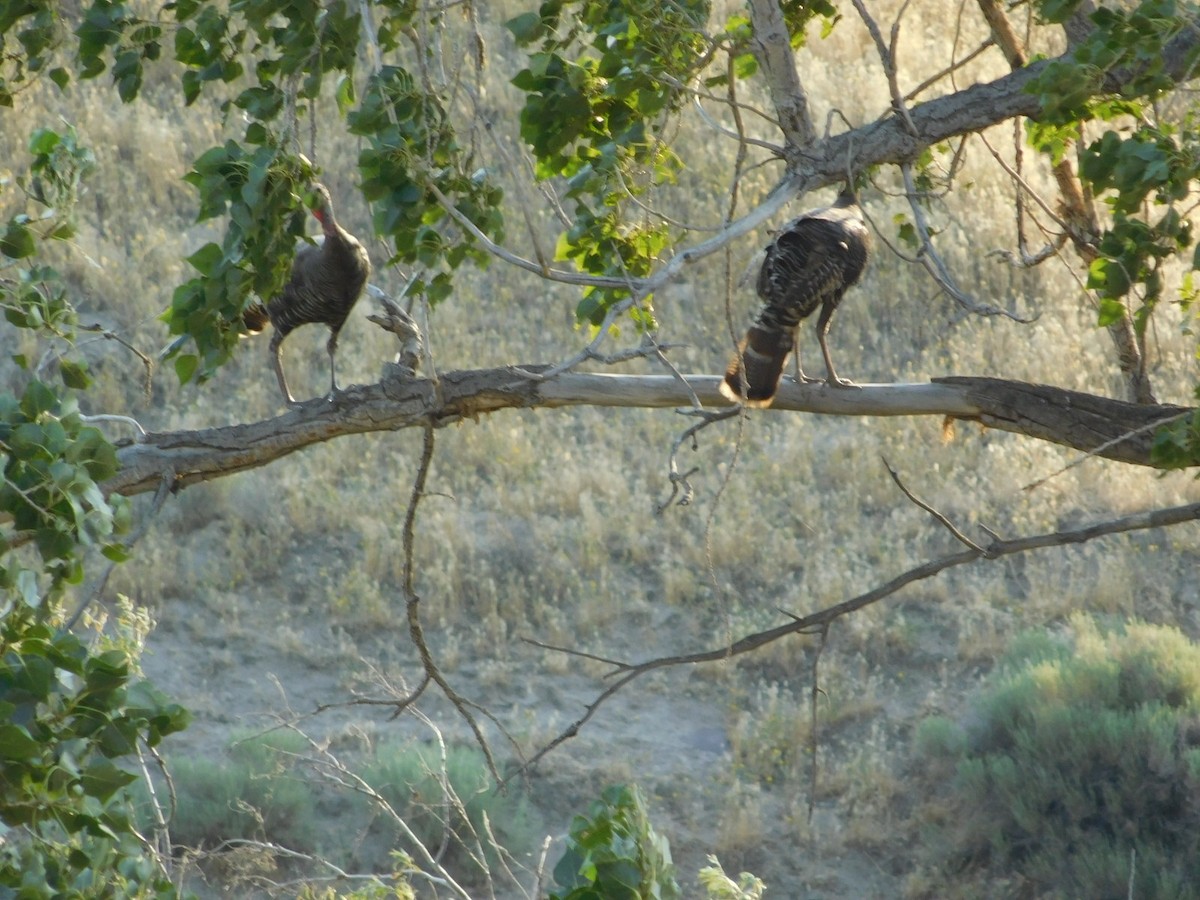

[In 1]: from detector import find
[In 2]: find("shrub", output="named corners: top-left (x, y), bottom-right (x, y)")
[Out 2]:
top-left (152, 730), bottom-right (319, 854)
top-left (910, 614), bottom-right (1200, 899)
top-left (357, 740), bottom-right (541, 878)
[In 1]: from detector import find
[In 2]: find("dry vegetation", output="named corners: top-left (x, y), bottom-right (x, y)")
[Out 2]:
top-left (4, 0), bottom-right (1200, 896)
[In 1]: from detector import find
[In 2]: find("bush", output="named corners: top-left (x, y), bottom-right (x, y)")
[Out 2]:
top-left (357, 740), bottom-right (541, 878)
top-left (152, 730), bottom-right (319, 853)
top-left (910, 614), bottom-right (1200, 899)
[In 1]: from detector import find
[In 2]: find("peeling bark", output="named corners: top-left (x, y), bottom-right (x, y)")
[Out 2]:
top-left (103, 370), bottom-right (1193, 498)
top-left (934, 376), bottom-right (1187, 465)
top-left (748, 0), bottom-right (816, 153)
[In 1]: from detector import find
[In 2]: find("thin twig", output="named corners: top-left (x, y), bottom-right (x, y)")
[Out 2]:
top-left (849, 0), bottom-right (919, 136)
top-left (1021, 410), bottom-right (1192, 492)
top-left (689, 93), bottom-right (785, 155)
top-left (881, 456), bottom-right (989, 553)
top-left (79, 322), bottom-right (154, 400)
top-left (519, 637), bottom-right (630, 669)
top-left (656, 407), bottom-right (741, 514)
top-left (63, 468), bottom-right (175, 631)
top-left (807, 623), bottom-right (830, 829)
top-left (903, 38), bottom-right (995, 101)
top-left (899, 161), bottom-right (1036, 322)
top-left (79, 413), bottom-right (147, 438)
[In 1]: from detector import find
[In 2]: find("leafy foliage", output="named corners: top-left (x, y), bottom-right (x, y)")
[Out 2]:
top-left (696, 855), bottom-right (767, 900)
top-left (507, 0), bottom-right (712, 325)
top-left (0, 617), bottom-right (190, 896)
top-left (349, 65), bottom-right (504, 307)
top-left (911, 615), bottom-right (1200, 898)
top-left (1026, 0), bottom-right (1200, 349)
top-left (1, 2), bottom-right (507, 381)
top-left (2, 128), bottom-right (126, 606)
top-left (162, 144), bottom-right (317, 384)
top-left (550, 783), bottom-right (680, 900)
top-left (1, 124), bottom-right (188, 897)
top-left (5, 0), bottom-right (1200, 894)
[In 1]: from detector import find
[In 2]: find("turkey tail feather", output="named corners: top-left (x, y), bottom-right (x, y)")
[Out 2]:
top-left (720, 326), bottom-right (792, 408)
top-left (241, 302), bottom-right (271, 335)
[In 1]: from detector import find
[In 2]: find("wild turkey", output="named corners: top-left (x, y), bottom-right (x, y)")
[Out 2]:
top-left (720, 186), bottom-right (871, 407)
top-left (243, 183), bottom-right (371, 405)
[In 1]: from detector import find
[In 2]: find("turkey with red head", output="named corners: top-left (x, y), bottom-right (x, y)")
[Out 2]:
top-left (243, 183), bottom-right (371, 406)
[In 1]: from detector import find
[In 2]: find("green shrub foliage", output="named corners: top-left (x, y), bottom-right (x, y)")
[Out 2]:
top-left (912, 615), bottom-right (1200, 898)
top-left (357, 740), bottom-right (541, 878)
top-left (155, 731), bottom-right (319, 854)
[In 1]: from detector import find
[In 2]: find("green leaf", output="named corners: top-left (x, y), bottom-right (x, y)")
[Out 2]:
top-left (0, 724), bottom-right (41, 762)
top-left (79, 759), bottom-right (136, 802)
top-left (1088, 256), bottom-right (1132, 299)
top-left (27, 127), bottom-right (61, 155)
top-left (334, 74), bottom-right (355, 115)
top-left (186, 241), bottom-right (224, 276)
top-left (1, 221), bottom-right (36, 258)
top-left (1097, 296), bottom-right (1127, 326)
top-left (505, 12), bottom-right (545, 44)
top-left (58, 358), bottom-right (91, 390)
top-left (173, 353), bottom-right (199, 384)
top-left (1037, 0), bottom-right (1084, 24)
top-left (101, 543), bottom-right (131, 563)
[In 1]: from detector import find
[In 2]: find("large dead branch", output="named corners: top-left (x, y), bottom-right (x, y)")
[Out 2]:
top-left (103, 369), bottom-right (1192, 497)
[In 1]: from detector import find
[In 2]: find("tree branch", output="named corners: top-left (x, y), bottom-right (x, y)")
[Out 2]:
top-left (748, 0), bottom-right (817, 153)
top-left (522, 497), bottom-right (1200, 770)
top-left (800, 26), bottom-right (1200, 188)
top-left (101, 370), bottom-right (1192, 499)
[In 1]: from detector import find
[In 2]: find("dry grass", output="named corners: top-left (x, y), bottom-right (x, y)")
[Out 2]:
top-left (4, 0), bottom-right (1200, 895)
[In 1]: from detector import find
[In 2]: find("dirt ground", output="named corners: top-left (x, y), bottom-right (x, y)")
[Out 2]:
top-left (139, 508), bottom-right (917, 898)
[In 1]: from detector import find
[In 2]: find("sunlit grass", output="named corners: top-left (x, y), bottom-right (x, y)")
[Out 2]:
top-left (4, 0), bottom-right (1200, 894)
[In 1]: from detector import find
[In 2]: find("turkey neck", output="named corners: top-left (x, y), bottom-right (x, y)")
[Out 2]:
top-left (316, 206), bottom-right (371, 286)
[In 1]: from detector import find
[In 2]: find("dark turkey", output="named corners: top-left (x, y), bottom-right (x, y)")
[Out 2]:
top-left (243, 183), bottom-right (371, 405)
top-left (721, 186), bottom-right (871, 407)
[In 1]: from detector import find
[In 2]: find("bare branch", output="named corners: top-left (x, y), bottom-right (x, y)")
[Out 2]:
top-left (807, 623), bottom-right (830, 826)
top-left (748, 0), bottom-right (817, 152)
top-left (849, 0), bottom-right (919, 136)
top-left (519, 637), bottom-right (629, 669)
top-left (657, 407), bottom-right (741, 514)
top-left (524, 499), bottom-right (1200, 767)
top-left (401, 424), bottom-right (501, 783)
top-left (78, 323), bottom-right (155, 401)
top-left (79, 414), bottom-right (147, 439)
top-left (903, 38), bottom-right (995, 101)
top-left (881, 456), bottom-right (989, 554)
top-left (899, 162), bottom-right (1036, 322)
top-left (102, 372), bottom-right (1194, 499)
top-left (365, 287), bottom-right (423, 375)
